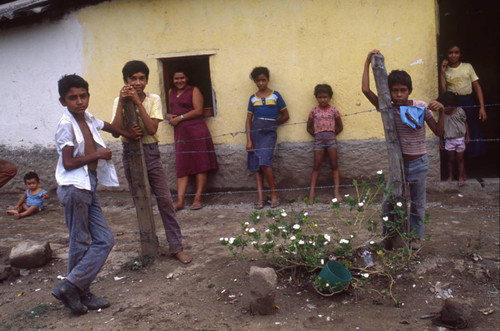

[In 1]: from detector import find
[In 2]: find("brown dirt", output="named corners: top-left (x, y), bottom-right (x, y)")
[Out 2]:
top-left (0, 182), bottom-right (498, 330)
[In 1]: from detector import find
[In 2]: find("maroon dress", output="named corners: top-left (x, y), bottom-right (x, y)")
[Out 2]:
top-left (169, 86), bottom-right (218, 177)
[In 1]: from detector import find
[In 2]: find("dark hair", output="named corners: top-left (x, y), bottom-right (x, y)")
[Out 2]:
top-left (58, 74), bottom-right (89, 99)
top-left (250, 67), bottom-right (270, 80)
top-left (314, 84), bottom-right (333, 98)
top-left (24, 171), bottom-right (39, 183)
top-left (387, 70), bottom-right (413, 93)
top-left (170, 64), bottom-right (190, 80)
top-left (444, 42), bottom-right (462, 61)
top-left (122, 60), bottom-right (150, 81)
top-left (437, 91), bottom-right (458, 107)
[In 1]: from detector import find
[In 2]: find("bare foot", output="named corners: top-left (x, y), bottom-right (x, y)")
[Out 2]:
top-left (175, 251), bottom-right (192, 264)
top-left (174, 204), bottom-right (184, 212)
top-left (458, 178), bottom-right (465, 187)
top-left (6, 210), bottom-right (18, 216)
top-left (334, 192), bottom-right (343, 202)
top-left (15, 213), bottom-right (23, 219)
top-left (308, 195), bottom-right (315, 205)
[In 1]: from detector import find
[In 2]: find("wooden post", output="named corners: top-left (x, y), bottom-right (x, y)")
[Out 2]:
top-left (370, 54), bottom-right (408, 232)
top-left (122, 99), bottom-right (159, 256)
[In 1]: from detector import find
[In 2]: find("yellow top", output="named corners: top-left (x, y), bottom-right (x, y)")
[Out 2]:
top-left (112, 93), bottom-right (163, 144)
top-left (444, 62), bottom-right (479, 95)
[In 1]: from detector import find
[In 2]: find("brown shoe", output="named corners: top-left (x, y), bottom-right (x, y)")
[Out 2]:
top-left (411, 239), bottom-right (422, 250)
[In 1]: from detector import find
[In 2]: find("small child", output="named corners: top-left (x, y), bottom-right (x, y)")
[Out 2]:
top-left (7, 171), bottom-right (49, 219)
top-left (438, 92), bottom-right (469, 186)
top-left (362, 49), bottom-right (445, 250)
top-left (52, 74), bottom-right (141, 315)
top-left (246, 66), bottom-right (289, 209)
top-left (307, 84), bottom-right (343, 203)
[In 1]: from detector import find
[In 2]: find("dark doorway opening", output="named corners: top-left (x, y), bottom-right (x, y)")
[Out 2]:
top-left (162, 55), bottom-right (216, 117)
top-left (438, 0), bottom-right (499, 180)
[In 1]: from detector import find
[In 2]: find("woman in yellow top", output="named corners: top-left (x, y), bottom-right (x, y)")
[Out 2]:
top-left (439, 43), bottom-right (487, 159)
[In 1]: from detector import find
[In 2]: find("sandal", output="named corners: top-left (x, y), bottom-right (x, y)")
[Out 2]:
top-left (254, 201), bottom-right (264, 209)
top-left (269, 198), bottom-right (280, 209)
top-left (190, 202), bottom-right (203, 210)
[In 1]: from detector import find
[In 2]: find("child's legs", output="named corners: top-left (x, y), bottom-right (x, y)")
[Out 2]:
top-left (456, 151), bottom-right (465, 181)
top-left (255, 170), bottom-right (265, 202)
top-left (144, 143), bottom-right (183, 255)
top-left (309, 150), bottom-right (325, 201)
top-left (327, 148), bottom-right (341, 197)
top-left (66, 173), bottom-right (114, 292)
top-left (404, 155), bottom-right (428, 239)
top-left (446, 150), bottom-right (456, 181)
top-left (261, 166), bottom-right (278, 201)
top-left (57, 183), bottom-right (93, 288)
top-left (194, 172), bottom-right (207, 203)
top-left (175, 176), bottom-right (189, 207)
top-left (18, 205), bottom-right (40, 218)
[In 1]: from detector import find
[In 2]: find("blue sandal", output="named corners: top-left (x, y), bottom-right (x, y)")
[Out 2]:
top-left (269, 198), bottom-right (280, 209)
top-left (254, 201), bottom-right (264, 209)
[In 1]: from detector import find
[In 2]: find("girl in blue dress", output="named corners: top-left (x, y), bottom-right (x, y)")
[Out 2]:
top-left (7, 171), bottom-right (49, 219)
top-left (246, 67), bottom-right (289, 209)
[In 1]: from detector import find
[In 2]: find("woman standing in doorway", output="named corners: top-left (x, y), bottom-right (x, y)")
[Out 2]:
top-left (166, 68), bottom-right (218, 211)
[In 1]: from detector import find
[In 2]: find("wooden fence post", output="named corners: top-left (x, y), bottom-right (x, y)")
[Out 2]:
top-left (370, 54), bottom-right (408, 232)
top-left (122, 99), bottom-right (159, 256)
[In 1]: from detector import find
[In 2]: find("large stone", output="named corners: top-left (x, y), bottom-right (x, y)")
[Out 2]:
top-left (9, 241), bottom-right (52, 269)
top-left (432, 298), bottom-right (472, 329)
top-left (249, 266), bottom-right (277, 315)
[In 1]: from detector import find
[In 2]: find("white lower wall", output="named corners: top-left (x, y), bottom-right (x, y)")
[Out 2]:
top-left (0, 13), bottom-right (83, 148)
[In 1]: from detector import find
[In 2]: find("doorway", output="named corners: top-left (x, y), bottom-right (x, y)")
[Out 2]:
top-left (438, 0), bottom-right (499, 180)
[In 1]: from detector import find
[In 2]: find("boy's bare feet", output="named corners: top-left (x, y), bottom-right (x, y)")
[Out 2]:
top-left (458, 178), bottom-right (465, 187)
top-left (175, 251), bottom-right (192, 264)
top-left (174, 204), bottom-right (184, 212)
top-left (334, 191), bottom-right (343, 202)
top-left (15, 213), bottom-right (23, 219)
top-left (6, 210), bottom-right (18, 216)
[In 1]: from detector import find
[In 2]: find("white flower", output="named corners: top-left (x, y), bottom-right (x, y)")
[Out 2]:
top-left (362, 273), bottom-right (370, 278)
top-left (244, 228), bottom-right (249, 232)
top-left (278, 226), bottom-right (284, 229)
top-left (324, 234), bottom-right (331, 242)
top-left (293, 224), bottom-right (300, 230)
top-left (281, 212), bottom-right (287, 217)
top-left (324, 241), bottom-right (328, 245)
top-left (248, 228), bottom-right (256, 233)
top-left (344, 194), bottom-right (349, 197)
top-left (251, 241), bottom-right (257, 245)
top-left (304, 212), bottom-right (308, 216)
top-left (228, 238), bottom-right (235, 244)
top-left (382, 216), bottom-right (389, 222)
top-left (370, 241), bottom-right (375, 245)
top-left (219, 237), bottom-right (224, 241)
top-left (256, 215), bottom-right (260, 220)
top-left (298, 240), bottom-right (305, 245)
top-left (290, 235), bottom-right (296, 240)
top-left (244, 222), bottom-right (249, 225)
top-left (377, 170), bottom-right (383, 175)
top-left (282, 229), bottom-right (287, 233)
top-left (321, 259), bottom-right (325, 265)
top-left (332, 198), bottom-right (338, 203)
top-left (326, 283), bottom-right (330, 287)
top-left (358, 202), bottom-right (364, 207)
top-left (396, 202), bottom-right (403, 207)
top-left (339, 239), bottom-right (349, 244)
top-left (280, 209), bottom-right (285, 213)
top-left (265, 229), bottom-right (270, 233)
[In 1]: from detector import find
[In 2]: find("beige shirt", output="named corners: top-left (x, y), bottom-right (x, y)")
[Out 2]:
top-left (444, 62), bottom-right (479, 95)
top-left (112, 92), bottom-right (163, 144)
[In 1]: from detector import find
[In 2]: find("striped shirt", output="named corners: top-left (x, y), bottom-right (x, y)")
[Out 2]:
top-left (393, 100), bottom-right (433, 156)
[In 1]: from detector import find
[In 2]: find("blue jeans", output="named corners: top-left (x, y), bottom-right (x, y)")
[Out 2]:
top-left (57, 171), bottom-right (114, 292)
top-left (382, 154), bottom-right (428, 239)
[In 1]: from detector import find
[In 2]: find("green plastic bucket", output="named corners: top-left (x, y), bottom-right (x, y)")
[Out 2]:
top-left (318, 261), bottom-right (352, 292)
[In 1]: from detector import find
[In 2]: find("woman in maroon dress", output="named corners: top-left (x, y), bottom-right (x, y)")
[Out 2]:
top-left (166, 69), bottom-right (218, 210)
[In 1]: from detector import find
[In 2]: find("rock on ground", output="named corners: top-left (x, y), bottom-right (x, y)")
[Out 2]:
top-left (9, 240), bottom-right (52, 269)
top-left (249, 266), bottom-right (277, 315)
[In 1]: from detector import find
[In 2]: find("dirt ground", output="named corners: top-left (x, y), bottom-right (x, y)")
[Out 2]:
top-left (0, 181), bottom-right (498, 330)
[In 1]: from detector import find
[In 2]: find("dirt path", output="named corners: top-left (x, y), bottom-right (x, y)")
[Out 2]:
top-left (0, 183), bottom-right (498, 330)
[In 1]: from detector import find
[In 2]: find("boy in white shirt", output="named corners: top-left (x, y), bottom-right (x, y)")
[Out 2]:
top-left (52, 74), bottom-right (141, 314)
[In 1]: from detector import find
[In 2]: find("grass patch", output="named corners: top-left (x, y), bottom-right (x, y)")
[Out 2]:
top-left (122, 255), bottom-right (155, 271)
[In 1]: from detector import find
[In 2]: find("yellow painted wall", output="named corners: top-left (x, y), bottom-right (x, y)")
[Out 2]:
top-left (79, 0), bottom-right (438, 145)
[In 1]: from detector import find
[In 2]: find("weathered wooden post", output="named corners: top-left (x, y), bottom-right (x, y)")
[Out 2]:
top-left (370, 54), bottom-right (408, 234)
top-left (122, 99), bottom-right (159, 256)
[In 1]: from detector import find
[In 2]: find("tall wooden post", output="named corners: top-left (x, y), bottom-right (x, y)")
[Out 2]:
top-left (123, 99), bottom-right (159, 256)
top-left (370, 54), bottom-right (408, 233)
